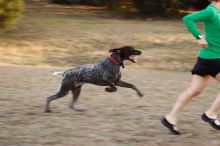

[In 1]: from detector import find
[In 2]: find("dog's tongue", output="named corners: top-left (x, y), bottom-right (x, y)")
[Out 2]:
top-left (129, 55), bottom-right (137, 63)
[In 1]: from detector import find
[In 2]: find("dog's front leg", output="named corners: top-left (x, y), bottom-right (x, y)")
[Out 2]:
top-left (115, 80), bottom-right (144, 97)
top-left (103, 72), bottom-right (117, 92)
top-left (104, 80), bottom-right (117, 92)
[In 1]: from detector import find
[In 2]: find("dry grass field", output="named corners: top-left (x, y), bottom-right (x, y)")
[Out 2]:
top-left (0, 4), bottom-right (220, 146)
top-left (1, 67), bottom-right (220, 146)
top-left (0, 4), bottom-right (199, 70)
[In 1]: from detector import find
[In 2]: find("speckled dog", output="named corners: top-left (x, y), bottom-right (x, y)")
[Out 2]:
top-left (45, 46), bottom-right (143, 112)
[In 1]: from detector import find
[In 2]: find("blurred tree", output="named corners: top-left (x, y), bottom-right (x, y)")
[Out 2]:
top-left (50, 0), bottom-right (76, 4)
top-left (133, 0), bottom-right (172, 15)
top-left (182, 0), bottom-right (210, 9)
top-left (0, 0), bottom-right (24, 29)
top-left (50, 0), bottom-right (211, 15)
top-left (80, 0), bottom-right (105, 5)
top-left (51, 0), bottom-right (105, 5)
top-left (133, 0), bottom-right (210, 15)
top-left (105, 0), bottom-right (114, 9)
top-left (104, 0), bottom-right (133, 11)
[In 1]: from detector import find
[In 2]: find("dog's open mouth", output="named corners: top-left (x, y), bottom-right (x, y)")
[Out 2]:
top-left (128, 55), bottom-right (137, 63)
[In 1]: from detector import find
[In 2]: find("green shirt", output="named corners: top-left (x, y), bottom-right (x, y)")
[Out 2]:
top-left (183, 4), bottom-right (220, 59)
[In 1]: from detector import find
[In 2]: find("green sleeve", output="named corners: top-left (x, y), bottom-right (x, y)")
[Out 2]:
top-left (182, 7), bottom-right (214, 38)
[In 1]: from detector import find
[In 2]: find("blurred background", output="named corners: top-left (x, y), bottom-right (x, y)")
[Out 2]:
top-left (1, 1), bottom-right (220, 146)
top-left (0, 0), bottom-right (211, 70)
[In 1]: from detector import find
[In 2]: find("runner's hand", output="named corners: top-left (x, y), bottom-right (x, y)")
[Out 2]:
top-left (198, 38), bottom-right (208, 48)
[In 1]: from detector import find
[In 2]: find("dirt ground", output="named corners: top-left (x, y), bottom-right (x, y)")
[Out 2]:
top-left (1, 66), bottom-right (220, 146)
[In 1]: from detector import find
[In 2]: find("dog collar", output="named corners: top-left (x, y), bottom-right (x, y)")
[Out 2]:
top-left (108, 55), bottom-right (125, 68)
top-left (108, 55), bottom-right (120, 65)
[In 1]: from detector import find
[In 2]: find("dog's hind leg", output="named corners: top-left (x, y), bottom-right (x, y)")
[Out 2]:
top-left (69, 85), bottom-right (86, 112)
top-left (115, 80), bottom-right (144, 97)
top-left (45, 79), bottom-right (71, 113)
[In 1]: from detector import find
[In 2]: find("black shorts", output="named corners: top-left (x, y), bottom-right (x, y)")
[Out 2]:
top-left (191, 57), bottom-right (220, 77)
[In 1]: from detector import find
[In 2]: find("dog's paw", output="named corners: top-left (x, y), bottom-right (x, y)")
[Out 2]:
top-left (45, 109), bottom-right (52, 113)
top-left (73, 105), bottom-right (87, 112)
top-left (105, 87), bottom-right (117, 92)
top-left (138, 92), bottom-right (144, 97)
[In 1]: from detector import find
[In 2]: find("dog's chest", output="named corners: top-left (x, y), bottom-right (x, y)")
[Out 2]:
top-left (108, 65), bottom-right (122, 80)
top-left (114, 66), bottom-right (122, 78)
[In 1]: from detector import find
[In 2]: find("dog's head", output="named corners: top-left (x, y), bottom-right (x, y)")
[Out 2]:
top-left (109, 46), bottom-right (142, 63)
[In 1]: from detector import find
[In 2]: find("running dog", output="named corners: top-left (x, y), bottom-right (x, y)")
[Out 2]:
top-left (45, 46), bottom-right (143, 112)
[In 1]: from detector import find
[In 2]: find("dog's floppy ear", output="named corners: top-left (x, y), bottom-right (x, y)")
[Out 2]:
top-left (109, 48), bottom-right (121, 53)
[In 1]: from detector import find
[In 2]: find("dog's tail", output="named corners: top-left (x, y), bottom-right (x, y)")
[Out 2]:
top-left (52, 71), bottom-right (64, 76)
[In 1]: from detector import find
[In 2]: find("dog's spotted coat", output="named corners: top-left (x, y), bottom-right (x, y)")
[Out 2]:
top-left (63, 58), bottom-right (121, 86)
top-left (45, 46), bottom-right (143, 112)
